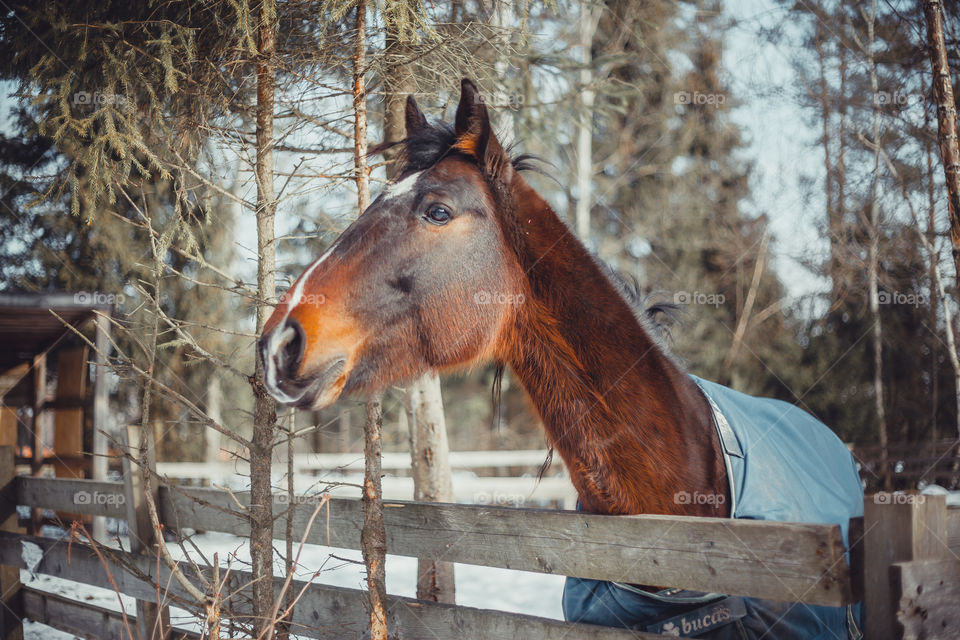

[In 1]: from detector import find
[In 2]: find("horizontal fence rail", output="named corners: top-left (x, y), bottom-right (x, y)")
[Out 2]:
top-left (15, 476), bottom-right (853, 606)
top-left (153, 461), bottom-right (578, 506)
top-left (21, 587), bottom-right (201, 640)
top-left (292, 449), bottom-right (561, 473)
top-left (0, 530), bottom-right (655, 640)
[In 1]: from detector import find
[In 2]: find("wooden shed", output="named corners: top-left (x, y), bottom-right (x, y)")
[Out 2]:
top-left (0, 292), bottom-right (112, 530)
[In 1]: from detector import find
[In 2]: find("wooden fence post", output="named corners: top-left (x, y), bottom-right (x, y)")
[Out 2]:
top-left (123, 424), bottom-right (170, 639)
top-left (863, 493), bottom-right (948, 640)
top-left (91, 313), bottom-right (110, 542)
top-left (0, 446), bottom-right (23, 640)
top-left (29, 354), bottom-right (46, 535)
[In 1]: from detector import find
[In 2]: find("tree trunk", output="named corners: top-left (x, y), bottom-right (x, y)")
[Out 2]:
top-left (923, 0), bottom-right (960, 283)
top-left (205, 376), bottom-right (222, 463)
top-left (402, 373), bottom-right (455, 602)
top-left (863, 0), bottom-right (890, 491)
top-left (362, 396), bottom-right (388, 639)
top-left (812, 3), bottom-right (840, 304)
top-left (383, 5), bottom-right (456, 604)
top-left (924, 70), bottom-right (941, 456)
top-left (575, 0), bottom-right (600, 242)
top-left (492, 0), bottom-right (516, 143)
top-left (353, 4), bottom-right (388, 638)
top-left (251, 0), bottom-right (278, 635)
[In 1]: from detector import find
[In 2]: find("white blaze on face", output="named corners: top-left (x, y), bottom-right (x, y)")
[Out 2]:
top-left (263, 239), bottom-right (340, 400)
top-left (264, 171), bottom-right (422, 398)
top-left (383, 170), bottom-right (423, 201)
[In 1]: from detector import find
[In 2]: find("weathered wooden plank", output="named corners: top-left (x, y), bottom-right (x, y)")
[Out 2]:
top-left (15, 476), bottom-right (126, 519)
top-left (947, 507), bottom-right (960, 556)
top-left (21, 587), bottom-right (200, 640)
top-left (13, 476), bottom-right (854, 605)
top-left (892, 559), bottom-right (960, 640)
top-left (864, 495), bottom-right (949, 640)
top-left (162, 485), bottom-right (852, 606)
top-left (0, 531), bottom-right (656, 640)
top-left (292, 449), bottom-right (562, 473)
top-left (52, 347), bottom-right (86, 463)
top-left (1, 447), bottom-right (24, 640)
top-left (91, 313), bottom-right (110, 543)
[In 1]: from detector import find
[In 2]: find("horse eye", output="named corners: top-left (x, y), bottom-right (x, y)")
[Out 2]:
top-left (424, 204), bottom-right (451, 225)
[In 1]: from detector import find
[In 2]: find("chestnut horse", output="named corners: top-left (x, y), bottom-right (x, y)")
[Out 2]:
top-left (259, 79), bottom-right (862, 639)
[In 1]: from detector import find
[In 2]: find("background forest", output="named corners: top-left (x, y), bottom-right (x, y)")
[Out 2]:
top-left (0, 0), bottom-right (957, 482)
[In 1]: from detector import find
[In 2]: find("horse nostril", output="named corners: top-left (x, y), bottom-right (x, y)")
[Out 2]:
top-left (276, 318), bottom-right (306, 377)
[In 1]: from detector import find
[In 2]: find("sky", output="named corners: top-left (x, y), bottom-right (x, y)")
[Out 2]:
top-left (723, 0), bottom-right (832, 306)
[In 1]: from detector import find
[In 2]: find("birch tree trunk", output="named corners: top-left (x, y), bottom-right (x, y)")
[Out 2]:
top-left (492, 0), bottom-right (515, 143)
top-left (924, 71), bottom-right (941, 454)
top-left (923, 0), bottom-right (960, 283)
top-left (354, 3), bottom-right (388, 638)
top-left (251, 0), bottom-right (278, 634)
top-left (575, 1), bottom-right (600, 241)
top-left (204, 376), bottom-right (222, 463)
top-left (861, 0), bottom-right (891, 491)
top-left (382, 7), bottom-right (456, 603)
top-left (813, 2), bottom-right (840, 303)
top-left (402, 374), bottom-right (454, 601)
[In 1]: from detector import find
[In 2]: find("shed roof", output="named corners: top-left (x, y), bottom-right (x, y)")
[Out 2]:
top-left (0, 291), bottom-right (111, 373)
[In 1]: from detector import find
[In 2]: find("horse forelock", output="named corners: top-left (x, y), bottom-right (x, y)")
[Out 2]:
top-left (382, 122), bottom-right (543, 182)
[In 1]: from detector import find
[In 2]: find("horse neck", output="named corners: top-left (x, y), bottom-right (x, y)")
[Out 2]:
top-left (497, 180), bottom-right (729, 517)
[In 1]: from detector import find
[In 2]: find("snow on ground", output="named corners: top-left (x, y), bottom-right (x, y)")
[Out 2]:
top-left (21, 529), bottom-right (565, 638)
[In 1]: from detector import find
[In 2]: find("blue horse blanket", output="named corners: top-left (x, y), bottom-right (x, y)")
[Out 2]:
top-left (563, 376), bottom-right (864, 639)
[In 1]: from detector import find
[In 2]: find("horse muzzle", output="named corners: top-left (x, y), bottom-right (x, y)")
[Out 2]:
top-left (259, 318), bottom-right (348, 409)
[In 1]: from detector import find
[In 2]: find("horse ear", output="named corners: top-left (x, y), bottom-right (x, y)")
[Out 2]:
top-left (453, 78), bottom-right (513, 183)
top-left (405, 95), bottom-right (428, 136)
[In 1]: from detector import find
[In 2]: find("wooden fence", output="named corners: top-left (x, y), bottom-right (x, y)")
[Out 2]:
top-left (853, 439), bottom-right (960, 493)
top-left (154, 448), bottom-right (578, 508)
top-left (2, 445), bottom-right (959, 639)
